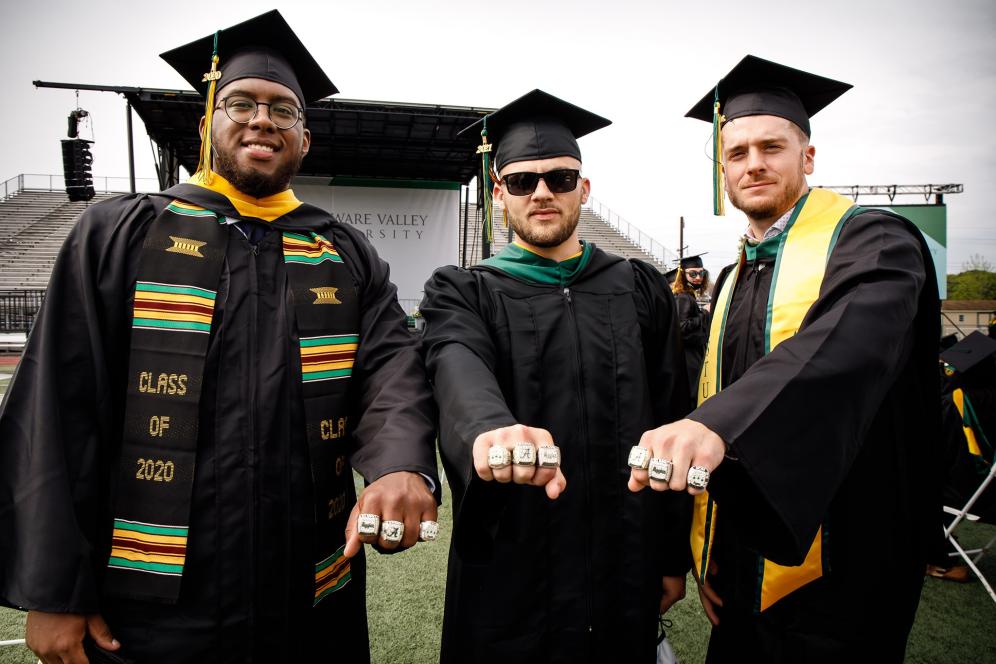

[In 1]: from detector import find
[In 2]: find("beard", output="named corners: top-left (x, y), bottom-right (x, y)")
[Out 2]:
top-left (212, 146), bottom-right (302, 199)
top-left (726, 154), bottom-right (807, 222)
top-left (508, 201), bottom-right (581, 249)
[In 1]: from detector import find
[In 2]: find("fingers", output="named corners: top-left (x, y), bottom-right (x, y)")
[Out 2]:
top-left (343, 504), bottom-right (364, 558)
top-left (698, 579), bottom-right (724, 626)
top-left (627, 419), bottom-right (727, 495)
top-left (85, 614), bottom-right (119, 652)
top-left (349, 471), bottom-right (438, 553)
top-left (472, 425), bottom-right (564, 499)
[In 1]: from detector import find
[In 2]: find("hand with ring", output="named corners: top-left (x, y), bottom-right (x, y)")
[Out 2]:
top-left (627, 418), bottom-right (726, 495)
top-left (473, 423), bottom-right (566, 500)
top-left (344, 470), bottom-right (438, 557)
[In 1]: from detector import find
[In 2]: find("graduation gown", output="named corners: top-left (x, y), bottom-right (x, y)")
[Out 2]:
top-left (687, 210), bottom-right (940, 662)
top-left (420, 246), bottom-right (692, 664)
top-left (0, 183), bottom-right (438, 663)
top-left (674, 289), bottom-right (709, 401)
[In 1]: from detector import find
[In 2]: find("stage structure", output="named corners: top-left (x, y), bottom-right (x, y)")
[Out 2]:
top-left (815, 184), bottom-right (963, 299)
top-left (34, 80), bottom-right (496, 306)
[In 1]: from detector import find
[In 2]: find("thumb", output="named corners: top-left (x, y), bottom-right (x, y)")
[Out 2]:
top-left (343, 504), bottom-right (363, 558)
top-left (86, 613), bottom-right (119, 650)
top-left (545, 469), bottom-right (567, 500)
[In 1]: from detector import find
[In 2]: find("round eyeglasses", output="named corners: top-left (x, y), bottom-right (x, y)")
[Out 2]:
top-left (217, 95), bottom-right (304, 130)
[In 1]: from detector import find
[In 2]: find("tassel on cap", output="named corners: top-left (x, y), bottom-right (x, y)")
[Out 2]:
top-left (477, 120), bottom-right (494, 244)
top-left (192, 31), bottom-right (222, 186)
top-left (712, 86), bottom-right (725, 216)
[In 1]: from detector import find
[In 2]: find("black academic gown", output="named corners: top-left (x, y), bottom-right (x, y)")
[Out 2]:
top-left (686, 210), bottom-right (940, 663)
top-left (0, 184), bottom-right (439, 663)
top-left (675, 289), bottom-right (709, 402)
top-left (421, 247), bottom-right (692, 664)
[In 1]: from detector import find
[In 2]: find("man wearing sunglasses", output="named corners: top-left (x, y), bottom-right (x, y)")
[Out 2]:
top-left (420, 90), bottom-right (692, 663)
top-left (0, 11), bottom-right (439, 663)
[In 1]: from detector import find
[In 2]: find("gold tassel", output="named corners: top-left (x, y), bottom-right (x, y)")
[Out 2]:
top-left (477, 123), bottom-right (494, 244)
top-left (502, 207), bottom-right (507, 228)
top-left (712, 91), bottom-right (726, 217)
top-left (192, 32), bottom-right (223, 186)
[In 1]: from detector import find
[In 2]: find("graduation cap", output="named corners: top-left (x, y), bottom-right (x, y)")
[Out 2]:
top-left (685, 55), bottom-right (852, 216)
top-left (460, 89), bottom-right (610, 242)
top-left (159, 9), bottom-right (337, 184)
top-left (678, 254), bottom-right (707, 271)
top-left (460, 89), bottom-right (611, 173)
top-left (940, 331), bottom-right (996, 376)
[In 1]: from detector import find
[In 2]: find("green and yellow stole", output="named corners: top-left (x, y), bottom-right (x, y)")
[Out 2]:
top-left (692, 188), bottom-right (859, 612)
top-left (105, 182), bottom-right (357, 605)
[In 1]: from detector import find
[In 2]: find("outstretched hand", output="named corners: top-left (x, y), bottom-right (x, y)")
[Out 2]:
top-left (472, 424), bottom-right (566, 500)
top-left (628, 419), bottom-right (726, 495)
top-left (344, 471), bottom-right (438, 558)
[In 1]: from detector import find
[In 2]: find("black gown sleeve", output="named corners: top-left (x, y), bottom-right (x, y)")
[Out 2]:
top-left (631, 260), bottom-right (694, 575)
top-left (329, 224), bottom-right (440, 495)
top-left (675, 290), bottom-right (708, 344)
top-left (419, 266), bottom-right (519, 494)
top-left (0, 195), bottom-right (156, 612)
top-left (688, 212), bottom-right (930, 562)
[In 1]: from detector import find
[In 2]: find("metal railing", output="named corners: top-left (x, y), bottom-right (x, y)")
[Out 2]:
top-left (0, 289), bottom-right (46, 333)
top-left (1, 174), bottom-right (161, 202)
top-left (583, 195), bottom-right (678, 268)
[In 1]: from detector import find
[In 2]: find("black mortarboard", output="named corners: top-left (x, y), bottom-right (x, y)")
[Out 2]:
top-left (679, 254), bottom-right (707, 270)
top-left (685, 55), bottom-right (851, 138)
top-left (159, 10), bottom-right (336, 184)
top-left (685, 55), bottom-right (851, 216)
top-left (940, 331), bottom-right (996, 376)
top-left (460, 89), bottom-right (611, 172)
top-left (160, 9), bottom-right (337, 105)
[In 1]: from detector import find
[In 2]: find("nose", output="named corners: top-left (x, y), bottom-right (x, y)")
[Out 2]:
top-left (745, 147), bottom-right (766, 175)
top-left (530, 175), bottom-right (554, 200)
top-left (249, 103), bottom-right (277, 130)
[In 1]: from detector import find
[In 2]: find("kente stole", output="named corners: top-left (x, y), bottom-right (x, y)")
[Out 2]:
top-left (691, 188), bottom-right (859, 613)
top-left (105, 197), bottom-right (357, 605)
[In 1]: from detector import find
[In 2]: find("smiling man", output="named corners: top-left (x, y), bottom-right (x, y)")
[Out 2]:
top-left (627, 56), bottom-right (941, 662)
top-left (420, 90), bottom-right (692, 663)
top-left (0, 10), bottom-right (438, 663)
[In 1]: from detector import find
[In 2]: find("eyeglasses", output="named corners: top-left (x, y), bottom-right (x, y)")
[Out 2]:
top-left (500, 169), bottom-right (581, 196)
top-left (685, 269), bottom-right (705, 278)
top-left (217, 95), bottom-right (304, 130)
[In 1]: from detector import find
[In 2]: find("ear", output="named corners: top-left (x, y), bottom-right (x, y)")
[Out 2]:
top-left (198, 116), bottom-right (206, 139)
top-left (803, 144), bottom-right (815, 175)
top-left (301, 127), bottom-right (311, 156)
top-left (580, 177), bottom-right (591, 205)
top-left (493, 180), bottom-right (504, 207)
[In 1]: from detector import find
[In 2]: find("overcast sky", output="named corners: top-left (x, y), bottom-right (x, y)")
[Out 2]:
top-left (2, 0), bottom-right (993, 276)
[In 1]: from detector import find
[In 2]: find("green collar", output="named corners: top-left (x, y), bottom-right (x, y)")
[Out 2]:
top-left (744, 236), bottom-right (781, 261)
top-left (480, 241), bottom-right (594, 286)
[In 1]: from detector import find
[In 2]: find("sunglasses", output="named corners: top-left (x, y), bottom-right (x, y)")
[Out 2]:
top-left (685, 269), bottom-right (705, 278)
top-left (500, 169), bottom-right (581, 196)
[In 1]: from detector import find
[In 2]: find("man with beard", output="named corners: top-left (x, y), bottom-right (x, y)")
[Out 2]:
top-left (627, 56), bottom-right (940, 662)
top-left (0, 11), bottom-right (438, 663)
top-left (420, 89), bottom-right (692, 663)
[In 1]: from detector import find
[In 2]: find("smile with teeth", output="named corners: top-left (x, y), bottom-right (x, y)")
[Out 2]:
top-left (245, 143), bottom-right (276, 153)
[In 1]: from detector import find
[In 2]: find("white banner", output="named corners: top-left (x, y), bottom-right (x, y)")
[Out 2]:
top-left (294, 183), bottom-right (460, 307)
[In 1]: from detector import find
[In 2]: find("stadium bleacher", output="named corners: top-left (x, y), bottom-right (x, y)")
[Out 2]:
top-left (0, 189), bottom-right (117, 289)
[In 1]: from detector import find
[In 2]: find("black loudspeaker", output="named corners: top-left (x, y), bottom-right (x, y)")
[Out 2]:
top-left (61, 138), bottom-right (95, 202)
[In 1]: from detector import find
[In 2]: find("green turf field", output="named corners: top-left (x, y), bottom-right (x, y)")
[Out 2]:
top-left (1, 484), bottom-right (994, 663)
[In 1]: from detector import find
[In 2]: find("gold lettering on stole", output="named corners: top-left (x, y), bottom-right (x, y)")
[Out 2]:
top-left (320, 416), bottom-right (348, 440)
top-left (149, 415), bottom-right (171, 437)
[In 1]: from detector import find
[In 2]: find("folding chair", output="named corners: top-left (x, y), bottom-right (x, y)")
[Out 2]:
top-left (941, 386), bottom-right (996, 603)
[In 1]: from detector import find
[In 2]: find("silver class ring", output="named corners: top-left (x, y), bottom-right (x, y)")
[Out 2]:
top-left (648, 458), bottom-right (674, 483)
top-left (419, 520), bottom-right (439, 541)
top-left (380, 520), bottom-right (405, 543)
top-left (537, 445), bottom-right (561, 468)
top-left (488, 445), bottom-right (512, 469)
top-left (628, 446), bottom-right (651, 470)
top-left (687, 465), bottom-right (711, 490)
top-left (357, 513), bottom-right (381, 537)
top-left (512, 443), bottom-right (537, 466)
